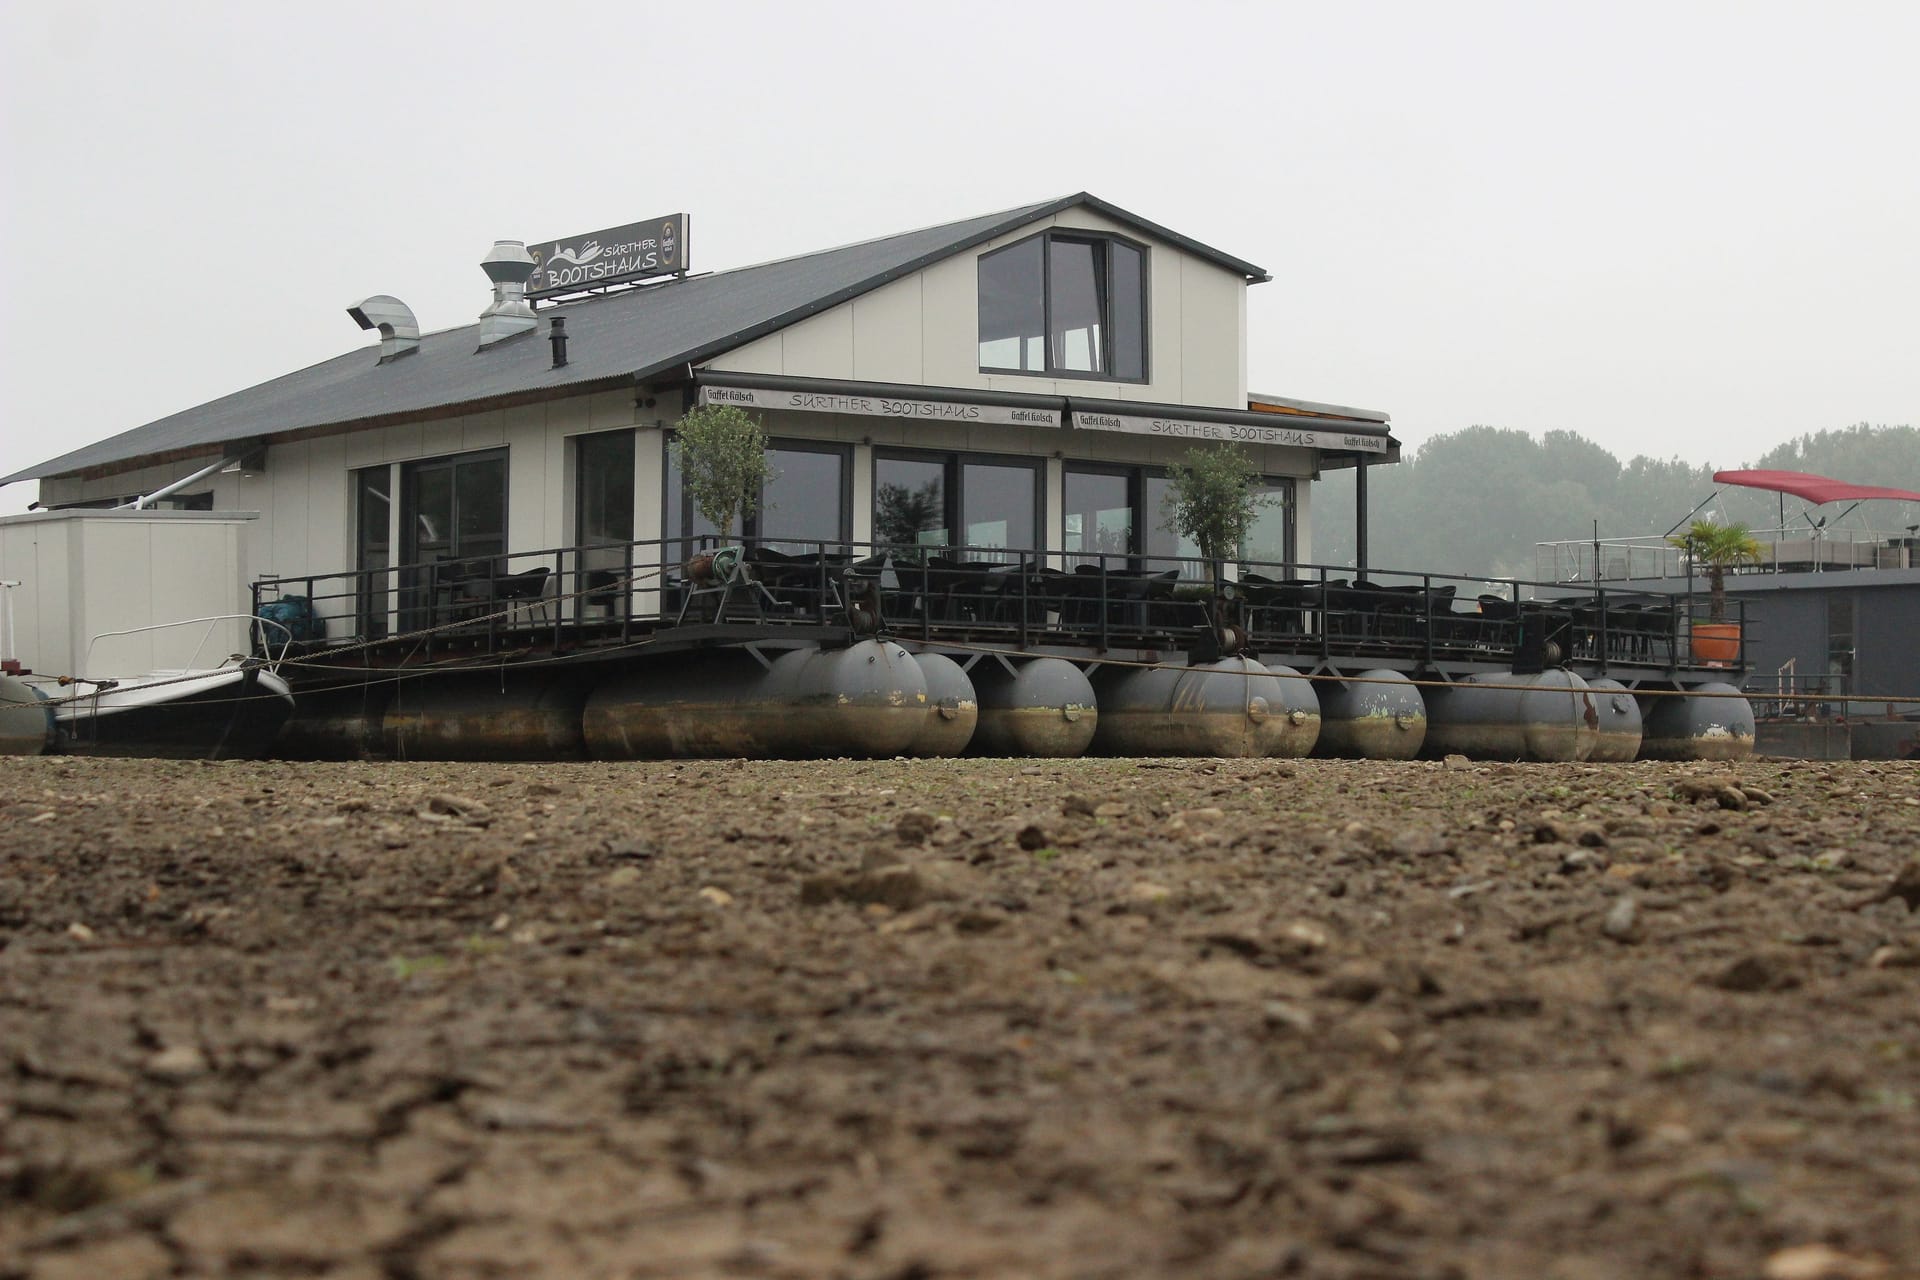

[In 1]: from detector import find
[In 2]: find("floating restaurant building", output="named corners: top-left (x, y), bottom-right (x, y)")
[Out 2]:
top-left (0, 195), bottom-right (1752, 761)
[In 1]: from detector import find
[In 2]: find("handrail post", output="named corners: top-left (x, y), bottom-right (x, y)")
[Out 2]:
top-left (622, 542), bottom-right (634, 642)
top-left (1016, 554), bottom-right (1030, 647)
top-left (1098, 557), bottom-right (1110, 650)
top-left (919, 560), bottom-right (930, 643)
top-left (1596, 588), bottom-right (1609, 674)
top-left (1317, 566), bottom-right (1329, 664)
top-left (1422, 573), bottom-right (1434, 666)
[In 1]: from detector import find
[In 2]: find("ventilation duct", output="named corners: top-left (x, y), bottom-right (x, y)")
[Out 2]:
top-left (477, 240), bottom-right (538, 348)
top-left (346, 295), bottom-right (421, 362)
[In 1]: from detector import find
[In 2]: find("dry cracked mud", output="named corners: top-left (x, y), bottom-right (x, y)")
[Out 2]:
top-left (3, 756), bottom-right (1918, 1279)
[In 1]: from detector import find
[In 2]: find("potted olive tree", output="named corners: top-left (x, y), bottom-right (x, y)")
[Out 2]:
top-left (1159, 443), bottom-right (1275, 597)
top-left (669, 403), bottom-right (774, 583)
top-left (1667, 518), bottom-right (1762, 662)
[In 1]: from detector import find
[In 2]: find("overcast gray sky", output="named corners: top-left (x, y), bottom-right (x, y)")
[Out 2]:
top-left (2, 1), bottom-right (1914, 516)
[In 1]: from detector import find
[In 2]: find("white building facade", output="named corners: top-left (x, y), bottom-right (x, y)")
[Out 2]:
top-left (1, 195), bottom-right (1394, 673)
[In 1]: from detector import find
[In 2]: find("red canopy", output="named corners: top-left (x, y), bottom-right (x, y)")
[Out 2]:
top-left (1713, 469), bottom-right (1920, 506)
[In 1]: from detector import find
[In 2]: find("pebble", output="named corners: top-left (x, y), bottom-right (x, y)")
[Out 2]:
top-left (606, 867), bottom-right (642, 888)
top-left (65, 921), bottom-right (96, 942)
top-left (1763, 1242), bottom-right (1889, 1280)
top-left (1601, 896), bottom-right (1641, 943)
top-left (1262, 1000), bottom-right (1315, 1033)
top-left (697, 886), bottom-right (734, 907)
top-left (146, 1044), bottom-right (209, 1082)
top-left (1709, 951), bottom-right (1800, 993)
top-left (421, 793), bottom-right (492, 825)
top-left (801, 860), bottom-right (983, 911)
top-left (1389, 827), bottom-right (1454, 858)
top-left (894, 810), bottom-right (937, 844)
top-left (1279, 919), bottom-right (1330, 952)
top-left (1317, 962), bottom-right (1387, 1004)
top-left (1867, 945), bottom-right (1920, 970)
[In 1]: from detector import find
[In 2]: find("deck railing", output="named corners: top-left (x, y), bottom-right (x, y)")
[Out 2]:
top-left (1536, 527), bottom-right (1920, 584)
top-left (250, 536), bottom-right (1748, 674)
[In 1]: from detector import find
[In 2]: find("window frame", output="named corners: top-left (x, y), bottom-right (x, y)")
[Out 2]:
top-left (661, 435), bottom-right (854, 552)
top-left (1063, 463), bottom-right (1298, 576)
top-left (977, 230), bottom-right (1150, 384)
top-left (871, 447), bottom-right (1046, 560)
top-left (572, 428), bottom-right (638, 547)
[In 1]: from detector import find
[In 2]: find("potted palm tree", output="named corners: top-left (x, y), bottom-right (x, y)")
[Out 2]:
top-left (1667, 518), bottom-right (1762, 662)
top-left (669, 404), bottom-right (773, 584)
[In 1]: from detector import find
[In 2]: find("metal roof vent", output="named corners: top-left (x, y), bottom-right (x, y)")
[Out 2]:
top-left (346, 295), bottom-right (420, 362)
top-left (477, 240), bottom-right (538, 349)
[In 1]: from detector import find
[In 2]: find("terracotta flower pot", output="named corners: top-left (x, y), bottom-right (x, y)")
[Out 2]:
top-left (1692, 622), bottom-right (1741, 664)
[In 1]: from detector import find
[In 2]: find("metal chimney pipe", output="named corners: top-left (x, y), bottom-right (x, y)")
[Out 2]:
top-left (549, 316), bottom-right (568, 368)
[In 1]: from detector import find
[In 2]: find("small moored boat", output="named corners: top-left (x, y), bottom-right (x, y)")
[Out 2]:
top-left (19, 615), bottom-right (297, 760)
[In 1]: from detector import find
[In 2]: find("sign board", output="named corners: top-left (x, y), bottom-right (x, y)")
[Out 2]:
top-left (699, 384), bottom-right (1061, 429)
top-left (1071, 409), bottom-right (1390, 453)
top-left (527, 214), bottom-right (688, 298)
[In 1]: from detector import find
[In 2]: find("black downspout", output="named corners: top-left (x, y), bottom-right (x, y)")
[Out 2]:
top-left (1354, 457), bottom-right (1370, 576)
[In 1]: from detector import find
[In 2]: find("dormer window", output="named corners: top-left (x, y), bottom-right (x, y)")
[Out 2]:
top-left (978, 231), bottom-right (1146, 381)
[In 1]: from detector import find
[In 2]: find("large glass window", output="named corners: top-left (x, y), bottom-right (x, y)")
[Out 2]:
top-left (760, 447), bottom-right (848, 551)
top-left (874, 452), bottom-right (1041, 560)
top-left (1063, 468), bottom-right (1132, 565)
top-left (976, 236), bottom-right (1045, 373)
top-left (1242, 479), bottom-right (1297, 572)
top-left (1142, 473), bottom-right (1202, 574)
top-left (1066, 464), bottom-right (1293, 578)
top-left (665, 439), bottom-right (850, 554)
top-left (575, 430), bottom-right (635, 546)
top-left (403, 450), bottom-right (506, 567)
top-left (873, 456), bottom-right (948, 548)
top-left (978, 232), bottom-right (1147, 381)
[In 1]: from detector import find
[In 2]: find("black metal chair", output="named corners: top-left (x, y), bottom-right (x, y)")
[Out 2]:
top-left (1635, 606), bottom-right (1676, 664)
top-left (1604, 602), bottom-right (1641, 660)
top-left (1476, 595), bottom-right (1519, 650)
top-left (451, 564), bottom-right (551, 625)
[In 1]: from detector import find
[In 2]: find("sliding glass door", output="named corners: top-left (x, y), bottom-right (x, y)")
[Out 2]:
top-left (398, 449), bottom-right (507, 627)
top-left (352, 466), bottom-right (392, 639)
top-left (575, 431), bottom-right (635, 614)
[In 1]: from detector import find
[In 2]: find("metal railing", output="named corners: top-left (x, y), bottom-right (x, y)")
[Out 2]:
top-left (250, 536), bottom-right (1748, 674)
top-left (1743, 659), bottom-right (1849, 721)
top-left (1537, 527), bottom-right (1920, 584)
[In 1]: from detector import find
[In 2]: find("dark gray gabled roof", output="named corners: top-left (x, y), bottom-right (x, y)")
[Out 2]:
top-left (2, 193), bottom-right (1270, 486)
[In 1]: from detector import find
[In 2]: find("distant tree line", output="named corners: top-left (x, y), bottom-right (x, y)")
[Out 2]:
top-left (1312, 423), bottom-right (1920, 580)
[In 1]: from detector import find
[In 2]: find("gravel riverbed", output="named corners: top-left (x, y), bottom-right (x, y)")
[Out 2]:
top-left (3, 755), bottom-right (1918, 1279)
